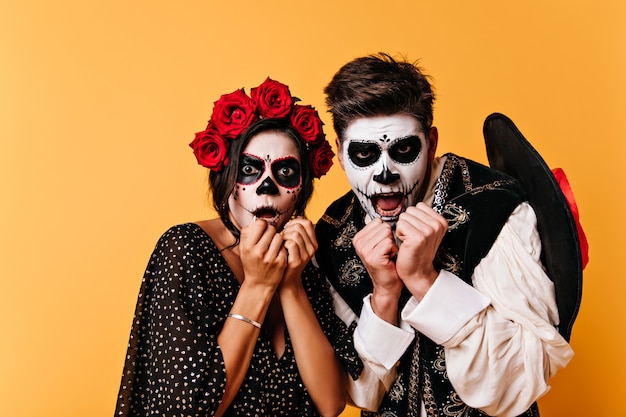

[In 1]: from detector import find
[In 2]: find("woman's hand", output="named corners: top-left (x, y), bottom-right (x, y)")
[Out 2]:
top-left (280, 217), bottom-right (317, 288)
top-left (279, 217), bottom-right (347, 416)
top-left (240, 218), bottom-right (288, 291)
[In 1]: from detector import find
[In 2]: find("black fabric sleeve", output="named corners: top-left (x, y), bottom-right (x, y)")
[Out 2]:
top-left (115, 225), bottom-right (228, 417)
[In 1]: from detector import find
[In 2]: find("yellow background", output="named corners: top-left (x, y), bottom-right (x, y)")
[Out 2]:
top-left (1, 1), bottom-right (624, 416)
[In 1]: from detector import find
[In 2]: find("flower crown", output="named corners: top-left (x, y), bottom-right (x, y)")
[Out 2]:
top-left (189, 77), bottom-right (334, 179)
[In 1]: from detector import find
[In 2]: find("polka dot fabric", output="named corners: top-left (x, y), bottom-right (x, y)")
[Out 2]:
top-left (115, 223), bottom-right (361, 416)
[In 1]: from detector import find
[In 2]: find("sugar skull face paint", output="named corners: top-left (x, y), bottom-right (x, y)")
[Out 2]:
top-left (339, 114), bottom-right (431, 224)
top-left (228, 131), bottom-right (302, 230)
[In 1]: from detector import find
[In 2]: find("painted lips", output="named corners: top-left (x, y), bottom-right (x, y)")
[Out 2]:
top-left (253, 207), bottom-right (280, 225)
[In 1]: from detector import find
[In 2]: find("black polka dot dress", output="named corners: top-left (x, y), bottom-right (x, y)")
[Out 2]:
top-left (115, 223), bottom-right (361, 416)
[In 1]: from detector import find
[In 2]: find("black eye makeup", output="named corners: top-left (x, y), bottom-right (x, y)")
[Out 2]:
top-left (237, 154), bottom-right (301, 188)
top-left (237, 154), bottom-right (265, 184)
top-left (389, 135), bottom-right (422, 164)
top-left (272, 157), bottom-right (301, 188)
top-left (348, 136), bottom-right (422, 167)
top-left (347, 141), bottom-right (382, 167)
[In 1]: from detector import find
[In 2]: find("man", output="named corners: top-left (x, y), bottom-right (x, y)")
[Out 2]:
top-left (315, 53), bottom-right (574, 417)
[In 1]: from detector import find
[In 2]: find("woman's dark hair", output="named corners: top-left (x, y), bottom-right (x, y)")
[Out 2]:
top-left (324, 52), bottom-right (436, 142)
top-left (209, 118), bottom-right (314, 245)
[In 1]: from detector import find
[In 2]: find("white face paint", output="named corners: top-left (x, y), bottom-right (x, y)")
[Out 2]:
top-left (340, 114), bottom-right (430, 224)
top-left (228, 131), bottom-right (302, 230)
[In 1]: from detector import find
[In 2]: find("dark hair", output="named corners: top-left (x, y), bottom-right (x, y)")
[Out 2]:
top-left (209, 118), bottom-right (314, 244)
top-left (324, 52), bottom-right (436, 141)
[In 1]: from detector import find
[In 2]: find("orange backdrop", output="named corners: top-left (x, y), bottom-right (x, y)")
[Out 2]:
top-left (1, 1), bottom-right (624, 416)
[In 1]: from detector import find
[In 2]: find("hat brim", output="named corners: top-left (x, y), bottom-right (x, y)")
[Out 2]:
top-left (483, 112), bottom-right (583, 341)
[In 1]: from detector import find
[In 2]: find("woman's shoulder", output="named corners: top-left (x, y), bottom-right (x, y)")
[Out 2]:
top-left (159, 222), bottom-right (207, 240)
top-left (153, 222), bottom-right (216, 254)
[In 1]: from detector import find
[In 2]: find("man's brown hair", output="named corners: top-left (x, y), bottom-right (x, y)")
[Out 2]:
top-left (324, 52), bottom-right (435, 142)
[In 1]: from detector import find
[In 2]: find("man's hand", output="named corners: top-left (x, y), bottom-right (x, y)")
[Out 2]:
top-left (353, 218), bottom-right (403, 324)
top-left (395, 202), bottom-right (448, 301)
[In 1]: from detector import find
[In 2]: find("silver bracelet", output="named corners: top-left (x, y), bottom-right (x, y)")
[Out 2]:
top-left (227, 313), bottom-right (262, 329)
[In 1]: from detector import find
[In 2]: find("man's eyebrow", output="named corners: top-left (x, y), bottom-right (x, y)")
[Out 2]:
top-left (348, 134), bottom-right (421, 144)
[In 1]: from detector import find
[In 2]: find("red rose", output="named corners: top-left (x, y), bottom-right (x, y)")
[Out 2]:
top-left (189, 128), bottom-right (230, 171)
top-left (210, 89), bottom-right (258, 139)
top-left (291, 104), bottom-right (324, 144)
top-left (250, 77), bottom-right (293, 119)
top-left (308, 139), bottom-right (334, 178)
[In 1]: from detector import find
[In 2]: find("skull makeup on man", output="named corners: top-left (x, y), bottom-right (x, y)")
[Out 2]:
top-left (337, 113), bottom-right (436, 226)
top-left (315, 53), bottom-right (577, 417)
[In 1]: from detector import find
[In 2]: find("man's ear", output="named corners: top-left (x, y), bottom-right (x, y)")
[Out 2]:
top-left (428, 126), bottom-right (439, 160)
top-left (335, 137), bottom-right (345, 170)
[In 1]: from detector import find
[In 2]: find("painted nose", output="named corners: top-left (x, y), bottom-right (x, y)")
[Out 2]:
top-left (256, 176), bottom-right (279, 195)
top-left (373, 167), bottom-right (400, 184)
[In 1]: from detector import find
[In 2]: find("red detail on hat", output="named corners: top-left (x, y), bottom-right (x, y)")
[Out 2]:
top-left (552, 168), bottom-right (589, 269)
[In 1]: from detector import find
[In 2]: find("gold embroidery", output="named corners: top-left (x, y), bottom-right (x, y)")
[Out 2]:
top-left (463, 179), bottom-right (515, 197)
top-left (441, 203), bottom-right (469, 231)
top-left (457, 158), bottom-right (472, 192)
top-left (378, 412), bottom-right (400, 417)
top-left (334, 223), bottom-right (357, 249)
top-left (407, 335), bottom-right (421, 417)
top-left (433, 346), bottom-right (446, 376)
top-left (388, 374), bottom-right (405, 402)
top-left (433, 155), bottom-right (516, 214)
top-left (436, 251), bottom-right (461, 275)
top-left (442, 392), bottom-right (481, 417)
top-left (339, 258), bottom-right (365, 286)
top-left (320, 196), bottom-right (355, 228)
top-left (422, 371), bottom-right (439, 417)
top-left (433, 155), bottom-right (459, 213)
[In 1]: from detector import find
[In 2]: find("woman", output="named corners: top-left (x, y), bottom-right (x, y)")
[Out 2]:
top-left (115, 78), bottom-right (361, 416)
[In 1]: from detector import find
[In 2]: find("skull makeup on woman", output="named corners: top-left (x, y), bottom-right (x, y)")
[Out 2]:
top-left (115, 77), bottom-right (362, 417)
top-left (228, 129), bottom-right (303, 230)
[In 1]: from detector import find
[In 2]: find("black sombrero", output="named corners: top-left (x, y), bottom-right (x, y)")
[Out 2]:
top-left (483, 112), bottom-right (585, 341)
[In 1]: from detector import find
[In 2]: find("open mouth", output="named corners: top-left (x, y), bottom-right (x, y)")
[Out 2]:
top-left (371, 193), bottom-right (405, 218)
top-left (253, 207), bottom-right (280, 224)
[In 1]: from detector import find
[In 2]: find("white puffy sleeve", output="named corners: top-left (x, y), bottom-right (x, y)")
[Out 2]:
top-left (402, 202), bottom-right (574, 416)
top-left (328, 283), bottom-right (415, 411)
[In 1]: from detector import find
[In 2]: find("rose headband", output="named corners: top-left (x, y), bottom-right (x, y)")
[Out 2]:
top-left (189, 77), bottom-right (334, 178)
